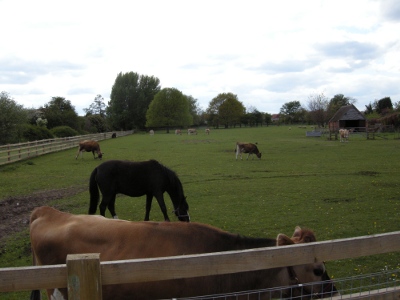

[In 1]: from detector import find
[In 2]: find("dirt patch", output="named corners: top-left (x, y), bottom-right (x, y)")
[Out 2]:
top-left (0, 186), bottom-right (86, 245)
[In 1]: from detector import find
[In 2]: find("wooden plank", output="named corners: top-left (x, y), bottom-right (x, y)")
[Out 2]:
top-left (1, 231), bottom-right (399, 292)
top-left (67, 253), bottom-right (102, 300)
top-left (101, 231), bottom-right (400, 285)
top-left (0, 264), bottom-right (66, 292)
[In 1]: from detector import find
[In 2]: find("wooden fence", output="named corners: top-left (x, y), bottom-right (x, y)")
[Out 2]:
top-left (0, 231), bottom-right (399, 299)
top-left (0, 131), bottom-right (133, 166)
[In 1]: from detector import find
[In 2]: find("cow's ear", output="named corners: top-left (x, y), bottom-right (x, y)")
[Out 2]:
top-left (277, 234), bottom-right (294, 246)
top-left (292, 226), bottom-right (302, 238)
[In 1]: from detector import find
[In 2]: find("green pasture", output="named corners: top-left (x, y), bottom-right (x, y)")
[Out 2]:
top-left (1, 126), bottom-right (399, 299)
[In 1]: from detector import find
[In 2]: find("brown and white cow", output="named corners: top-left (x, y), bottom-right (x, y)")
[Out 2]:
top-left (205, 128), bottom-right (210, 135)
top-left (236, 142), bottom-right (262, 160)
top-left (175, 129), bottom-right (182, 135)
top-left (187, 128), bottom-right (197, 135)
top-left (30, 206), bottom-right (337, 300)
top-left (339, 129), bottom-right (349, 142)
top-left (75, 140), bottom-right (103, 160)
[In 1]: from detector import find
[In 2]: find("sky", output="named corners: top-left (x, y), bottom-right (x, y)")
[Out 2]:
top-left (1, 0), bottom-right (400, 116)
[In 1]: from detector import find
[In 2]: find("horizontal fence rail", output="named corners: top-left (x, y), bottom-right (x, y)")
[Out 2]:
top-left (0, 131), bottom-right (133, 165)
top-left (0, 231), bottom-right (399, 298)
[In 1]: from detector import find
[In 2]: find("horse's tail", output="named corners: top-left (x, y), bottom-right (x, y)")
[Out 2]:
top-left (88, 167), bottom-right (100, 214)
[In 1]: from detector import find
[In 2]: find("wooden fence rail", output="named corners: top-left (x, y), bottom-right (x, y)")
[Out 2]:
top-left (1, 231), bottom-right (399, 298)
top-left (0, 131), bottom-right (133, 165)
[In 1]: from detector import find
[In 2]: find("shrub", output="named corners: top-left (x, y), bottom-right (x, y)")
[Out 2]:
top-left (21, 124), bottom-right (54, 141)
top-left (50, 126), bottom-right (79, 137)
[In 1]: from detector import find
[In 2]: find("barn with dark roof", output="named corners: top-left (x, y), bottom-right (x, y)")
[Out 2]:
top-left (328, 104), bottom-right (366, 132)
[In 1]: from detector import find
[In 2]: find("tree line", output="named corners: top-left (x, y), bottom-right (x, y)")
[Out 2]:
top-left (1, 71), bottom-right (399, 145)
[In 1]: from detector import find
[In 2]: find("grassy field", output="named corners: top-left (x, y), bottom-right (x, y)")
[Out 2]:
top-left (1, 126), bottom-right (399, 299)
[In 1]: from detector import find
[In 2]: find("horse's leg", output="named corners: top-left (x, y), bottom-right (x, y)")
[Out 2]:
top-left (144, 194), bottom-right (153, 221)
top-left (154, 194), bottom-right (170, 222)
top-left (107, 195), bottom-right (118, 219)
top-left (99, 193), bottom-right (115, 218)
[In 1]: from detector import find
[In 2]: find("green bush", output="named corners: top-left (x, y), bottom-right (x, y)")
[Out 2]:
top-left (21, 124), bottom-right (54, 141)
top-left (50, 126), bottom-right (79, 137)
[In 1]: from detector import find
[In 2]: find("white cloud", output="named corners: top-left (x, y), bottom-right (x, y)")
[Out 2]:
top-left (1, 0), bottom-right (399, 115)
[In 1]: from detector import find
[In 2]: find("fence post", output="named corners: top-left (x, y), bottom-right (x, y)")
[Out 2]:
top-left (67, 253), bottom-right (102, 300)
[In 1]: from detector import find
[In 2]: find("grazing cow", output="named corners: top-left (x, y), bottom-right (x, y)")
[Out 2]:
top-left (205, 128), bottom-right (210, 135)
top-left (111, 132), bottom-right (117, 138)
top-left (29, 206), bottom-right (338, 300)
top-left (187, 128), bottom-right (197, 135)
top-left (75, 140), bottom-right (103, 160)
top-left (236, 142), bottom-right (262, 160)
top-left (175, 129), bottom-right (182, 135)
top-left (149, 130), bottom-right (154, 135)
top-left (339, 129), bottom-right (349, 142)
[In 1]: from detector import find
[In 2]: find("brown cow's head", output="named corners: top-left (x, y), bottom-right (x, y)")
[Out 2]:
top-left (277, 227), bottom-right (339, 298)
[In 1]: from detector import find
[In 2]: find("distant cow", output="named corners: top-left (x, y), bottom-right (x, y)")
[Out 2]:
top-left (76, 140), bottom-right (103, 160)
top-left (205, 128), bottom-right (210, 135)
top-left (175, 129), bottom-right (182, 135)
top-left (111, 133), bottom-right (116, 138)
top-left (339, 129), bottom-right (349, 142)
top-left (29, 206), bottom-right (337, 300)
top-left (236, 142), bottom-right (262, 160)
top-left (149, 130), bottom-right (154, 135)
top-left (188, 128), bottom-right (197, 135)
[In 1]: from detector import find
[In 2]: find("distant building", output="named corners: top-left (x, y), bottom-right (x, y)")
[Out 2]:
top-left (328, 104), bottom-right (366, 131)
top-left (271, 114), bottom-right (280, 122)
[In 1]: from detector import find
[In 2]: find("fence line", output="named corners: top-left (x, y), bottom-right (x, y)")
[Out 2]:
top-left (0, 131), bottom-right (133, 165)
top-left (0, 231), bottom-right (399, 298)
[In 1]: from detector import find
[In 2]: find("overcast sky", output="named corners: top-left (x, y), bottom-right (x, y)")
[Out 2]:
top-left (1, 0), bottom-right (399, 116)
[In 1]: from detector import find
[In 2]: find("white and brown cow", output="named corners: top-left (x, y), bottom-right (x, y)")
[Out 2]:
top-left (205, 128), bottom-right (210, 135)
top-left (339, 129), bottom-right (349, 142)
top-left (187, 128), bottom-right (197, 135)
top-left (236, 142), bottom-right (262, 160)
top-left (75, 140), bottom-right (103, 160)
top-left (29, 206), bottom-right (337, 300)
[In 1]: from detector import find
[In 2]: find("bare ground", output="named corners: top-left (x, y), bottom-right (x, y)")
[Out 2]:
top-left (0, 186), bottom-right (86, 245)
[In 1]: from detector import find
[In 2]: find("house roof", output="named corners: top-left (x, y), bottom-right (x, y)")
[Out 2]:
top-left (329, 104), bottom-right (365, 122)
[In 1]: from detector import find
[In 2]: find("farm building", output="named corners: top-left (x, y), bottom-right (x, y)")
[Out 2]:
top-left (328, 104), bottom-right (366, 132)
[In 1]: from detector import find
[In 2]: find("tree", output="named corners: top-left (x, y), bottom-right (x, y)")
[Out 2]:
top-left (145, 88), bottom-right (192, 133)
top-left (307, 93), bottom-right (329, 127)
top-left (375, 97), bottom-right (393, 115)
top-left (84, 94), bottom-right (106, 117)
top-left (327, 94), bottom-right (356, 120)
top-left (280, 101), bottom-right (302, 124)
top-left (206, 93), bottom-right (244, 128)
top-left (41, 97), bottom-right (79, 130)
top-left (185, 95), bottom-right (203, 126)
top-left (0, 91), bottom-right (28, 144)
top-left (108, 72), bottom-right (161, 130)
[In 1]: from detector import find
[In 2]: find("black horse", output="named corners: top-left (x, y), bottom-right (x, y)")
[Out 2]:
top-left (88, 159), bottom-right (190, 222)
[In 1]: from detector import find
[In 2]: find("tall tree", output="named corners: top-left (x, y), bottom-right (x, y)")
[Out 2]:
top-left (206, 93), bottom-right (244, 128)
top-left (41, 97), bottom-right (79, 130)
top-left (185, 95), bottom-right (203, 126)
top-left (84, 94), bottom-right (106, 117)
top-left (327, 94), bottom-right (356, 120)
top-left (108, 72), bottom-right (161, 130)
top-left (374, 97), bottom-right (393, 115)
top-left (145, 88), bottom-right (192, 133)
top-left (307, 93), bottom-right (329, 127)
top-left (280, 101), bottom-right (302, 124)
top-left (0, 91), bottom-right (28, 144)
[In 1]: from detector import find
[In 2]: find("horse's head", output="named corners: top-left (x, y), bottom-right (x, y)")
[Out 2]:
top-left (173, 197), bottom-right (190, 222)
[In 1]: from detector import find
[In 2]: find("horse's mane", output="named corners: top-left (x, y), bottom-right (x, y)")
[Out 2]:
top-left (150, 160), bottom-right (184, 200)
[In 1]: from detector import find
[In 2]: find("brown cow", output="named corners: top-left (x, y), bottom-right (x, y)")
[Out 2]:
top-left (187, 128), bottom-right (197, 135)
top-left (75, 140), bottom-right (103, 160)
top-left (236, 142), bottom-right (262, 160)
top-left (30, 206), bottom-right (337, 300)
